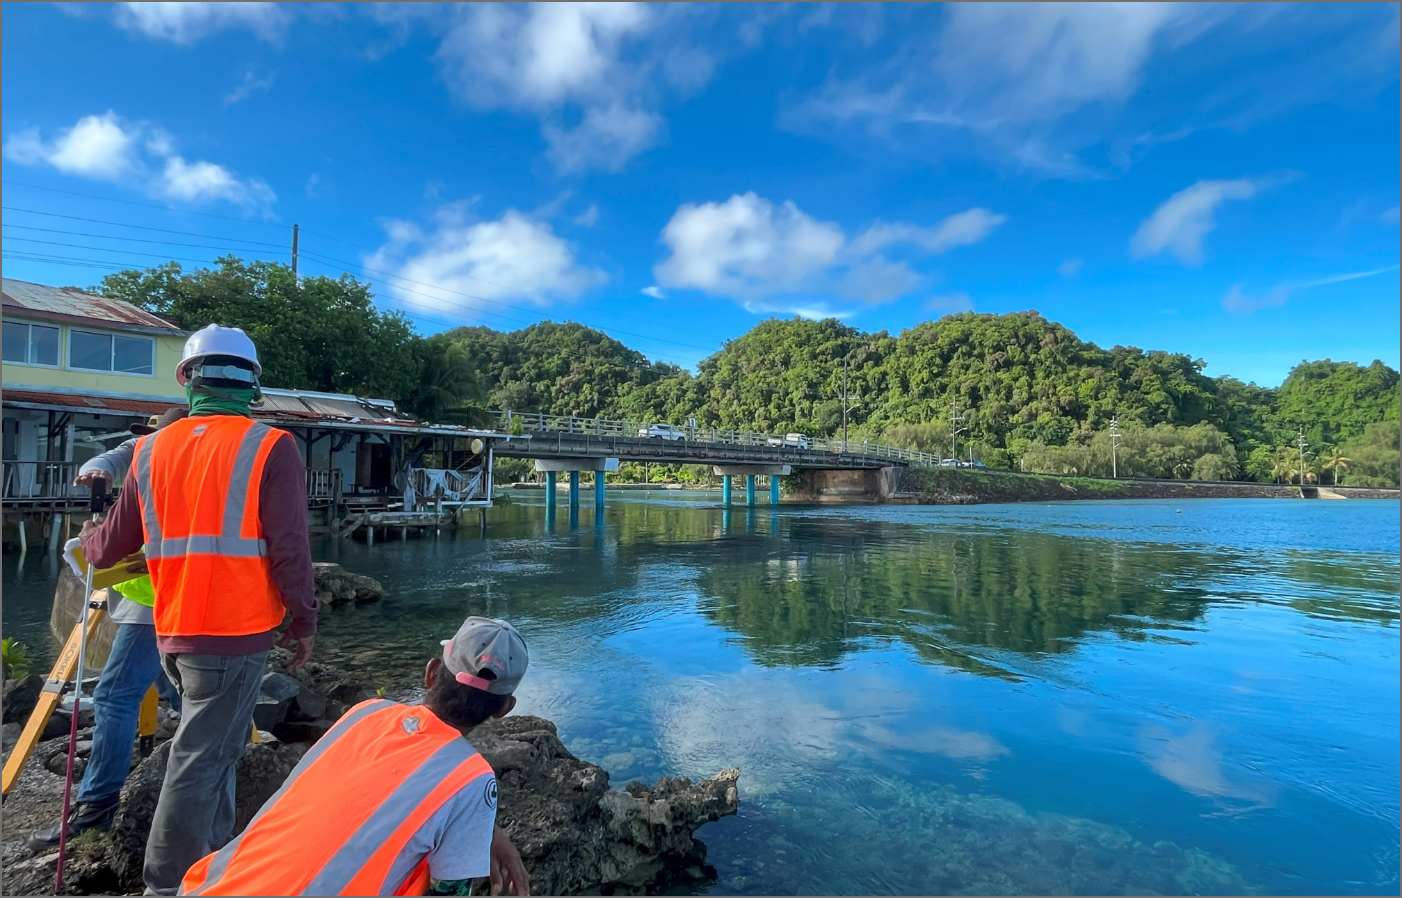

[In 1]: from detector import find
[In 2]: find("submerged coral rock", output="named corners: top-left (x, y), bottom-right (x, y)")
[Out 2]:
top-left (312, 562), bottom-right (385, 605)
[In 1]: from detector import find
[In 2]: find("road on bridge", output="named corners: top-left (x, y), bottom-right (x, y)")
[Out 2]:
top-left (489, 411), bottom-right (939, 470)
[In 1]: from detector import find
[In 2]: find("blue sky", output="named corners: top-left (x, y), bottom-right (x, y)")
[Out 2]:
top-left (3, 2), bottom-right (1398, 386)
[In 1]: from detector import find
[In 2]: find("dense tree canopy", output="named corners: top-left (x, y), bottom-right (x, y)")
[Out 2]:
top-left (439, 312), bottom-right (1398, 484)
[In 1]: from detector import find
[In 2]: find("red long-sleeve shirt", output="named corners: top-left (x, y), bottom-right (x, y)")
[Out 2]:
top-left (83, 428), bottom-right (318, 655)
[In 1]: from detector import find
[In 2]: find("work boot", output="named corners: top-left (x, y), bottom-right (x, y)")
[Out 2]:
top-left (26, 794), bottom-right (120, 850)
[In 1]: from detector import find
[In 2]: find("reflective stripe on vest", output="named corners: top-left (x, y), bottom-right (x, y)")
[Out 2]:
top-left (133, 416), bottom-right (288, 637)
top-left (181, 701), bottom-right (495, 896)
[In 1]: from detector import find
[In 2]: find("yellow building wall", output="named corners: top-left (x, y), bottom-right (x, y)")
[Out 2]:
top-left (3, 321), bottom-right (187, 400)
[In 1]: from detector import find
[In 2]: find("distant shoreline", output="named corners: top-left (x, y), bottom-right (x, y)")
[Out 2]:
top-left (504, 474), bottom-right (1399, 503)
top-left (894, 468), bottom-right (1399, 505)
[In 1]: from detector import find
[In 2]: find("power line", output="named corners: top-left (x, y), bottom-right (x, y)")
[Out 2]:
top-left (1, 181), bottom-right (287, 229)
top-left (3, 249), bottom-right (235, 269)
top-left (3, 234), bottom-right (290, 257)
top-left (0, 213), bottom-right (286, 248)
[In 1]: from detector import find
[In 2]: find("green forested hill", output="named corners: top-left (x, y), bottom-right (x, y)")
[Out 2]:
top-left (442, 311), bottom-right (1398, 484)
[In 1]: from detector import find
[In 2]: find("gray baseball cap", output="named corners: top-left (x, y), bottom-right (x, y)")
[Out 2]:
top-left (440, 617), bottom-right (529, 696)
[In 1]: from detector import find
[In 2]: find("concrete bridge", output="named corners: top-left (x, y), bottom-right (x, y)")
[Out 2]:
top-left (489, 411), bottom-right (937, 517)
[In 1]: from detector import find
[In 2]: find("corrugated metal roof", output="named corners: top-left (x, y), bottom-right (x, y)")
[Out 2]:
top-left (4, 390), bottom-right (183, 417)
top-left (2, 278), bottom-right (184, 331)
top-left (5, 384), bottom-right (502, 438)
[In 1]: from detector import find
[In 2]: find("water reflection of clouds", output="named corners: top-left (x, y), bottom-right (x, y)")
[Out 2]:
top-left (1141, 724), bottom-right (1276, 812)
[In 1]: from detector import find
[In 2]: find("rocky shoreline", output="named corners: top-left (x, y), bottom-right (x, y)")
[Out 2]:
top-left (2, 644), bottom-right (740, 896)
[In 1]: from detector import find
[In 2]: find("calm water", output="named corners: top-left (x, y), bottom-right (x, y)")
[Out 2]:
top-left (6, 496), bottom-right (1399, 895)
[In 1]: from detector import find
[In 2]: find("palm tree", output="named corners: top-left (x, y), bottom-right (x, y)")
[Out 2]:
top-left (1172, 460), bottom-right (1193, 480)
top-left (406, 338), bottom-right (490, 426)
top-left (1321, 450), bottom-right (1350, 486)
top-left (1270, 447), bottom-right (1294, 484)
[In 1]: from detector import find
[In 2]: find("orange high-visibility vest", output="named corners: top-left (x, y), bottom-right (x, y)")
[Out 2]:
top-left (181, 700), bottom-right (495, 896)
top-left (132, 415), bottom-right (289, 637)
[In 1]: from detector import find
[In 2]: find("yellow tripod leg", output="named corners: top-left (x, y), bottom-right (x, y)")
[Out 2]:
top-left (2, 597), bottom-right (108, 796)
top-left (137, 685), bottom-right (159, 758)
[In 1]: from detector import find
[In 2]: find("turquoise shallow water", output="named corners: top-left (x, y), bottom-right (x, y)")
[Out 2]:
top-left (5, 496), bottom-right (1398, 894)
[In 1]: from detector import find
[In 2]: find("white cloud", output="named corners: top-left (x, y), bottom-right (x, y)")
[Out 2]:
top-left (543, 104), bottom-right (663, 173)
top-left (640, 286), bottom-right (665, 299)
top-left (655, 193), bottom-right (1001, 308)
top-left (424, 3), bottom-right (720, 173)
top-left (849, 208), bottom-right (1007, 257)
top-left (1222, 265), bottom-right (1399, 315)
top-left (367, 205), bottom-right (606, 318)
top-left (110, 2), bottom-right (290, 44)
top-left (574, 204), bottom-right (600, 228)
top-left (426, 1), bottom-right (701, 171)
top-left (1058, 258), bottom-right (1084, 278)
top-left (934, 3), bottom-right (1182, 123)
top-left (3, 112), bottom-right (139, 181)
top-left (3, 111), bottom-right (275, 211)
top-left (655, 193), bottom-right (844, 297)
top-left (1130, 178), bottom-right (1257, 266)
top-left (225, 70), bottom-right (276, 105)
top-left (788, 5), bottom-right (1397, 178)
top-left (157, 156), bottom-right (275, 208)
top-left (788, 3), bottom-right (1195, 176)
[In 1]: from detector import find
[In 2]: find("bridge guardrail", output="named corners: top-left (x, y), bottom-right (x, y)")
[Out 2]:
top-left (492, 410), bottom-right (943, 467)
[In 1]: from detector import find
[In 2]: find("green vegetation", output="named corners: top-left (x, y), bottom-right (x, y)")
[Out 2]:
top-left (1020, 422), bottom-right (1238, 480)
top-left (3, 637), bottom-right (32, 680)
top-left (97, 258), bottom-right (1398, 486)
top-left (1337, 421), bottom-right (1401, 487)
top-left (448, 312), bottom-right (1397, 486)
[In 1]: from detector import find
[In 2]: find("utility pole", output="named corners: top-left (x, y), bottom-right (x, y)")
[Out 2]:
top-left (1109, 415), bottom-right (1121, 479)
top-left (291, 223), bottom-right (299, 279)
top-left (949, 398), bottom-right (967, 464)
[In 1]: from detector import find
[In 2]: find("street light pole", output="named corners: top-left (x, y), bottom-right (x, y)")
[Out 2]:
top-left (842, 356), bottom-right (849, 449)
top-left (1297, 427), bottom-right (1309, 488)
top-left (1110, 415), bottom-right (1121, 479)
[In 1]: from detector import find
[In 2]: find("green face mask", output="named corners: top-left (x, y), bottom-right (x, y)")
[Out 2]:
top-left (186, 382), bottom-right (259, 417)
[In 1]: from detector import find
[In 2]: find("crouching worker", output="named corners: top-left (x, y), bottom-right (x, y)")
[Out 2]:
top-left (180, 617), bottom-right (532, 896)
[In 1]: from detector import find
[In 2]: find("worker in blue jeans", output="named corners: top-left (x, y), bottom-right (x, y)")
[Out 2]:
top-left (29, 409), bottom-right (185, 848)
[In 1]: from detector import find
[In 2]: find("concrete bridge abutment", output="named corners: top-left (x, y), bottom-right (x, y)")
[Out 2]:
top-left (788, 466), bottom-right (903, 503)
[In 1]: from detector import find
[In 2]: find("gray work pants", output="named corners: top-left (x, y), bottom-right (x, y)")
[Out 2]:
top-left (143, 651), bottom-right (268, 895)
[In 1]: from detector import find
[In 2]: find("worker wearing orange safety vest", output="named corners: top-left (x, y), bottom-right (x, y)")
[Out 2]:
top-left (181, 617), bottom-right (532, 897)
top-left (81, 324), bottom-right (319, 894)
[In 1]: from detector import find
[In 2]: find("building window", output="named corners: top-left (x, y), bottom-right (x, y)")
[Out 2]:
top-left (2, 321), bottom-right (60, 366)
top-left (68, 330), bottom-right (154, 375)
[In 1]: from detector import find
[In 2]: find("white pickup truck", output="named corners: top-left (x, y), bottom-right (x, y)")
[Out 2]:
top-left (637, 423), bottom-right (686, 441)
top-left (766, 433), bottom-right (809, 449)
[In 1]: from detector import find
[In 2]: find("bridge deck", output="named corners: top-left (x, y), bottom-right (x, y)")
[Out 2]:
top-left (495, 432), bottom-right (903, 469)
top-left (489, 411), bottom-right (940, 470)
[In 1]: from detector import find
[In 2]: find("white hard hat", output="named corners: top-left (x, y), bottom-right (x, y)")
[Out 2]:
top-left (177, 324), bottom-right (262, 385)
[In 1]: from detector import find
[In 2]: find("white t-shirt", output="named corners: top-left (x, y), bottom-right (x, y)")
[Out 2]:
top-left (382, 766), bottom-right (499, 887)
